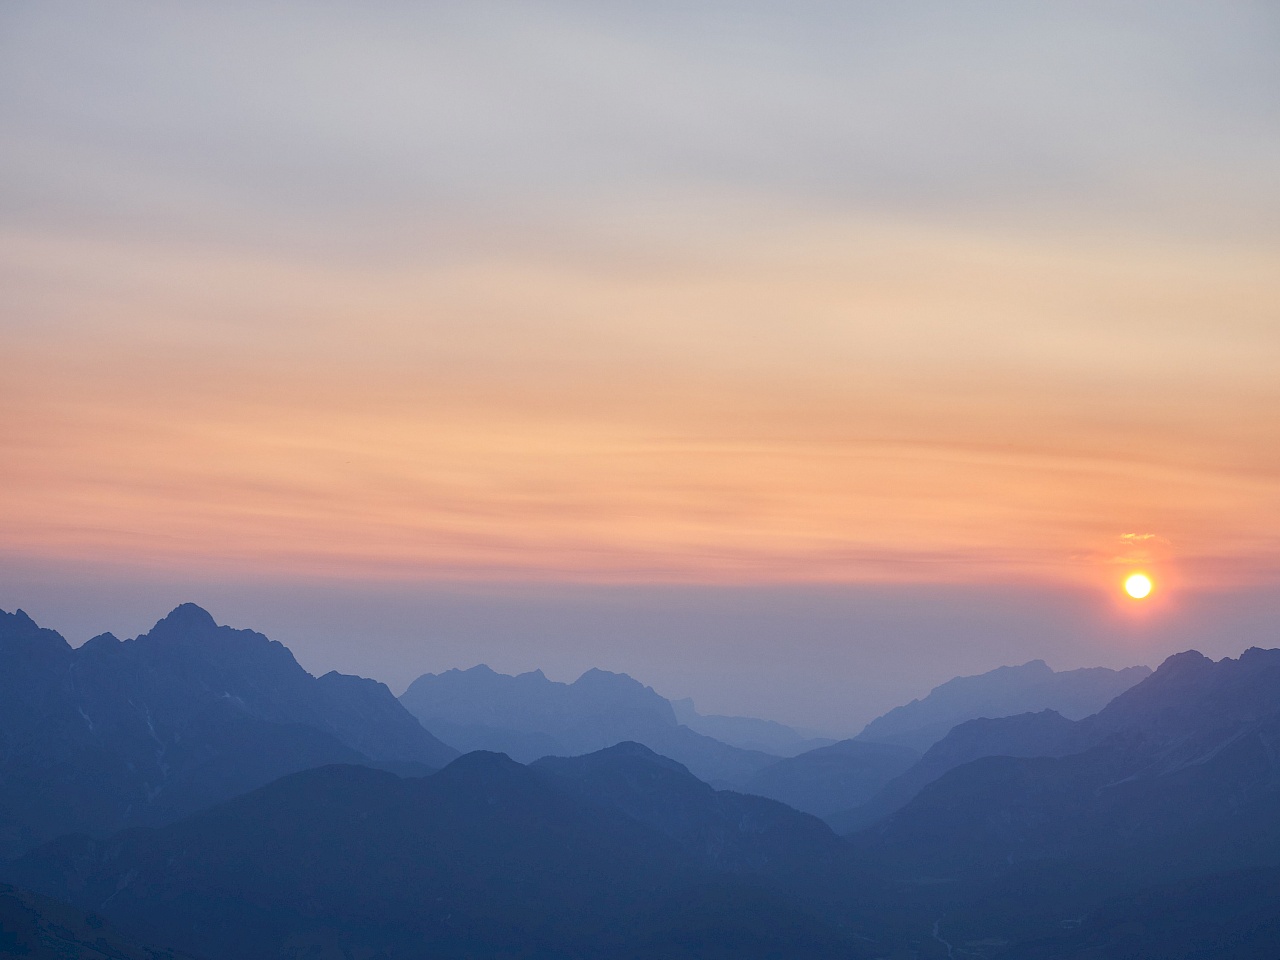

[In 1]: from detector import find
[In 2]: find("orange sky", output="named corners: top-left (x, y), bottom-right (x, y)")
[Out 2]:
top-left (4, 219), bottom-right (1277, 591)
top-left (2, 4), bottom-right (1279, 597)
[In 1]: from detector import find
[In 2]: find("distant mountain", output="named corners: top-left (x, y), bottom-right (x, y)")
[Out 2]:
top-left (6, 751), bottom-right (876, 960)
top-left (790, 649), bottom-right (1280, 956)
top-left (855, 650), bottom-right (1280, 885)
top-left (9, 611), bottom-right (1277, 960)
top-left (400, 664), bottom-right (778, 784)
top-left (740, 739), bottom-right (920, 819)
top-left (670, 698), bottom-right (836, 756)
top-left (856, 659), bottom-right (1150, 753)
top-left (829, 708), bottom-right (1083, 833)
top-left (533, 742), bottom-right (840, 874)
top-left (0, 604), bottom-right (457, 858)
top-left (0, 881), bottom-right (196, 959)
top-left (745, 659), bottom-right (1145, 829)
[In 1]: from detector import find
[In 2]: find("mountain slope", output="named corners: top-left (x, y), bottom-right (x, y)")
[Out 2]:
top-left (862, 649), bottom-right (1280, 875)
top-left (856, 659), bottom-right (1150, 753)
top-left (6, 754), bottom-right (878, 960)
top-left (104, 603), bottom-right (457, 767)
top-left (400, 664), bottom-right (777, 784)
top-left (830, 708), bottom-right (1083, 833)
top-left (1001, 865), bottom-right (1280, 960)
top-left (844, 648), bottom-right (1280, 954)
top-left (740, 739), bottom-right (920, 818)
top-left (0, 882), bottom-right (197, 960)
top-left (0, 604), bottom-right (457, 857)
top-left (532, 742), bottom-right (841, 874)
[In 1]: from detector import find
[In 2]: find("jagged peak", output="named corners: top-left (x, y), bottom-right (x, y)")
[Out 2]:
top-left (10, 608), bottom-right (37, 627)
top-left (318, 670), bottom-right (380, 688)
top-left (0, 608), bottom-right (72, 654)
top-left (154, 603), bottom-right (218, 632)
top-left (436, 663), bottom-right (499, 678)
top-left (983, 659), bottom-right (1054, 678)
top-left (574, 667), bottom-right (641, 687)
top-left (1238, 646), bottom-right (1280, 664)
top-left (1150, 649), bottom-right (1211, 678)
top-left (1019, 659), bottom-right (1052, 672)
top-left (80, 632), bottom-right (121, 652)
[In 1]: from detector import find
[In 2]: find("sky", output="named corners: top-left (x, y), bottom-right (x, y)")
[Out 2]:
top-left (2, 2), bottom-right (1279, 732)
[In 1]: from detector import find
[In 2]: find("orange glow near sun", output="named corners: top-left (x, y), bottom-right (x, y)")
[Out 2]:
top-left (1124, 573), bottom-right (1153, 599)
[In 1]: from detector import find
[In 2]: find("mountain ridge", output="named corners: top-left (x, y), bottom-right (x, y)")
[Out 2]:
top-left (5, 748), bottom-right (876, 959)
top-left (855, 659), bottom-right (1151, 753)
top-left (857, 646), bottom-right (1280, 879)
top-left (0, 604), bottom-right (458, 858)
top-left (400, 663), bottom-right (778, 784)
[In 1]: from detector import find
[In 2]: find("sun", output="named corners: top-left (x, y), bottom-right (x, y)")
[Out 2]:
top-left (1124, 573), bottom-right (1153, 599)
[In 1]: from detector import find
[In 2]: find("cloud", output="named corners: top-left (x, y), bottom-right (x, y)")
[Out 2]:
top-left (1, 2), bottom-right (1278, 589)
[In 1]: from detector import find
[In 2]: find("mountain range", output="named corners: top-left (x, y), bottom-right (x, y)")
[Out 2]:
top-left (738, 659), bottom-right (1147, 822)
top-left (399, 664), bottom-right (779, 785)
top-left (3, 601), bottom-right (1279, 958)
top-left (864, 647), bottom-right (1280, 876)
top-left (739, 738), bottom-right (921, 818)
top-left (855, 658), bottom-right (1151, 753)
top-left (5, 744), bottom-right (876, 960)
top-left (669, 698), bottom-right (836, 756)
top-left (848, 646), bottom-right (1280, 955)
top-left (0, 603), bottom-right (456, 858)
top-left (829, 707), bottom-right (1084, 832)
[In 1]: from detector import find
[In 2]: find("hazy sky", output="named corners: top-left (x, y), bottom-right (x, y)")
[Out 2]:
top-left (2, 3), bottom-right (1278, 730)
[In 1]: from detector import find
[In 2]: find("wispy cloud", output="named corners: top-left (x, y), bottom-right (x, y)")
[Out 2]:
top-left (1, 2), bottom-right (1278, 588)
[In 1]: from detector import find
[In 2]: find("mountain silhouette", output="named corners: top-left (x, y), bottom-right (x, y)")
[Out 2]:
top-left (532, 742), bottom-right (840, 874)
top-left (670, 698), bottom-right (836, 756)
top-left (400, 664), bottom-right (777, 784)
top-left (843, 647), bottom-right (1280, 953)
top-left (7, 600), bottom-right (1278, 959)
top-left (0, 605), bottom-right (457, 857)
top-left (830, 707), bottom-right (1083, 832)
top-left (835, 650), bottom-right (1275, 836)
top-left (737, 660), bottom-right (1146, 828)
top-left (757, 660), bottom-right (1141, 829)
top-left (863, 648), bottom-right (1280, 869)
top-left (6, 750), bottom-right (875, 960)
top-left (856, 658), bottom-right (1151, 753)
top-left (740, 739), bottom-right (920, 819)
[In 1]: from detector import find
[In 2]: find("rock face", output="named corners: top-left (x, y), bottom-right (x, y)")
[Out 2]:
top-left (0, 605), bottom-right (458, 858)
top-left (400, 664), bottom-right (778, 784)
top-left (855, 659), bottom-right (1151, 753)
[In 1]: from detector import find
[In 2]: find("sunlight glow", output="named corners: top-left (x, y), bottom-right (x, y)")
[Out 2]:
top-left (1124, 573), bottom-right (1153, 599)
